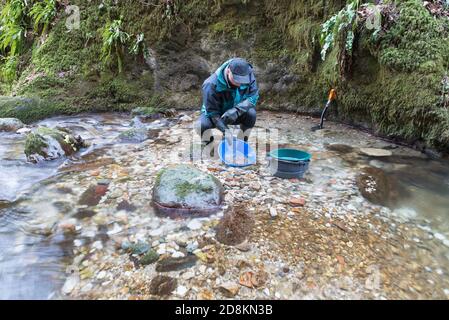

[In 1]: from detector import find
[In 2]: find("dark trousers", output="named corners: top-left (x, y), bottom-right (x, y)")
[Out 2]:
top-left (195, 108), bottom-right (257, 141)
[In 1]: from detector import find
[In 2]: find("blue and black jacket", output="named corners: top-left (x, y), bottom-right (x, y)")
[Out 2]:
top-left (201, 59), bottom-right (259, 119)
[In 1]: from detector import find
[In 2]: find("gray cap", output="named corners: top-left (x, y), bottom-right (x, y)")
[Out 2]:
top-left (229, 58), bottom-right (252, 84)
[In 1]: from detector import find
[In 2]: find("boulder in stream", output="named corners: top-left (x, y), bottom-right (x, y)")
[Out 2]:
top-left (0, 118), bottom-right (24, 132)
top-left (152, 164), bottom-right (224, 217)
top-left (24, 127), bottom-right (87, 163)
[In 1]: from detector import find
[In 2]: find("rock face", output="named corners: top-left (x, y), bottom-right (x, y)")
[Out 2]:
top-left (152, 164), bottom-right (224, 217)
top-left (0, 118), bottom-right (24, 132)
top-left (24, 127), bottom-right (87, 163)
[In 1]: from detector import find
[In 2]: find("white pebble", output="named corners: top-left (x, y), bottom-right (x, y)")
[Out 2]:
top-left (187, 219), bottom-right (202, 230)
top-left (175, 285), bottom-right (188, 297)
top-left (172, 251), bottom-right (185, 258)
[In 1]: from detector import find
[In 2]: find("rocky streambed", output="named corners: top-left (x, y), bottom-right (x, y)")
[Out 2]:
top-left (1, 111), bottom-right (449, 299)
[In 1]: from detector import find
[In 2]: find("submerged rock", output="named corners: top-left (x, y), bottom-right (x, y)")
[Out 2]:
top-left (117, 127), bottom-right (150, 143)
top-left (0, 118), bottom-right (24, 132)
top-left (24, 127), bottom-right (87, 163)
top-left (78, 184), bottom-right (109, 207)
top-left (155, 255), bottom-right (198, 272)
top-left (356, 167), bottom-right (405, 207)
top-left (122, 241), bottom-right (150, 255)
top-left (215, 204), bottom-right (255, 246)
top-left (360, 148), bottom-right (393, 157)
top-left (152, 164), bottom-right (224, 217)
top-left (325, 143), bottom-right (354, 154)
top-left (149, 275), bottom-right (177, 296)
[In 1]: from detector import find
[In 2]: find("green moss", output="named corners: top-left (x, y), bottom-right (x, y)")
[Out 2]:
top-left (140, 249), bottom-right (159, 265)
top-left (377, 0), bottom-right (448, 73)
top-left (154, 168), bottom-right (166, 187)
top-left (175, 181), bottom-right (213, 199)
top-left (131, 94), bottom-right (170, 116)
top-left (24, 133), bottom-right (48, 158)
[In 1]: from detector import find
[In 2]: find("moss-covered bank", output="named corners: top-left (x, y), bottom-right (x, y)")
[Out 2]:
top-left (0, 0), bottom-right (448, 152)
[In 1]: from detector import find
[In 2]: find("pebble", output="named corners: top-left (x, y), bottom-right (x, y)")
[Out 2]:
top-left (175, 285), bottom-right (189, 297)
top-left (269, 207), bottom-right (278, 217)
top-left (92, 241), bottom-right (103, 250)
top-left (81, 283), bottom-right (93, 293)
top-left (186, 241), bottom-right (199, 253)
top-left (219, 282), bottom-right (240, 297)
top-left (150, 227), bottom-right (164, 237)
top-left (187, 219), bottom-right (203, 230)
top-left (172, 251), bottom-right (185, 258)
top-left (182, 271), bottom-right (195, 280)
top-left (62, 275), bottom-right (79, 295)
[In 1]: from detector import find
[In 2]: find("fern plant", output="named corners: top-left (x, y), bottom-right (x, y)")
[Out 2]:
top-left (0, 0), bottom-right (28, 56)
top-left (320, 0), bottom-right (361, 61)
top-left (101, 19), bottom-right (130, 74)
top-left (129, 32), bottom-right (149, 59)
top-left (0, 0), bottom-right (28, 82)
top-left (29, 0), bottom-right (58, 35)
top-left (0, 55), bottom-right (18, 83)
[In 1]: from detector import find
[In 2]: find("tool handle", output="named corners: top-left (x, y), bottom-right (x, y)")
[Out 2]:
top-left (328, 89), bottom-right (337, 102)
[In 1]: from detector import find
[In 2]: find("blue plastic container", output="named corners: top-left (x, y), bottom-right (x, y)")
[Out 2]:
top-left (218, 138), bottom-right (256, 167)
top-left (267, 148), bottom-right (311, 178)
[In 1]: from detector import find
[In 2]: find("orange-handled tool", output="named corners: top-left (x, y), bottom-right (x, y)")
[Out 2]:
top-left (311, 89), bottom-right (337, 131)
top-left (328, 89), bottom-right (337, 102)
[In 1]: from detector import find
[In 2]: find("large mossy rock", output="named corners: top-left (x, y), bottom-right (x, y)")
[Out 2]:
top-left (0, 118), bottom-right (24, 132)
top-left (24, 127), bottom-right (87, 163)
top-left (152, 164), bottom-right (224, 217)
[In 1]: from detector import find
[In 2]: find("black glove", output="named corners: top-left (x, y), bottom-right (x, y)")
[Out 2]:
top-left (221, 107), bottom-right (240, 125)
top-left (211, 115), bottom-right (229, 134)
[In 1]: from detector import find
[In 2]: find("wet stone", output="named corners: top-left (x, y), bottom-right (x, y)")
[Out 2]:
top-left (152, 164), bottom-right (224, 217)
top-left (78, 184), bottom-right (109, 206)
top-left (74, 209), bottom-right (97, 219)
top-left (122, 241), bottom-right (150, 255)
top-left (155, 255), bottom-right (198, 272)
top-left (116, 200), bottom-right (137, 212)
top-left (149, 275), bottom-right (177, 296)
top-left (356, 167), bottom-right (406, 207)
top-left (360, 148), bottom-right (393, 157)
top-left (52, 201), bottom-right (73, 213)
top-left (215, 204), bottom-right (255, 246)
top-left (325, 143), bottom-right (354, 154)
top-left (117, 128), bottom-right (150, 143)
top-left (0, 118), bottom-right (24, 132)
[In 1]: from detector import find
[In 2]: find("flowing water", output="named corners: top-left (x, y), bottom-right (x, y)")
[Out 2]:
top-left (0, 113), bottom-right (132, 299)
top-left (1, 111), bottom-right (449, 299)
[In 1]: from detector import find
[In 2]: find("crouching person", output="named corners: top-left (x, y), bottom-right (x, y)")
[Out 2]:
top-left (195, 58), bottom-right (259, 145)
